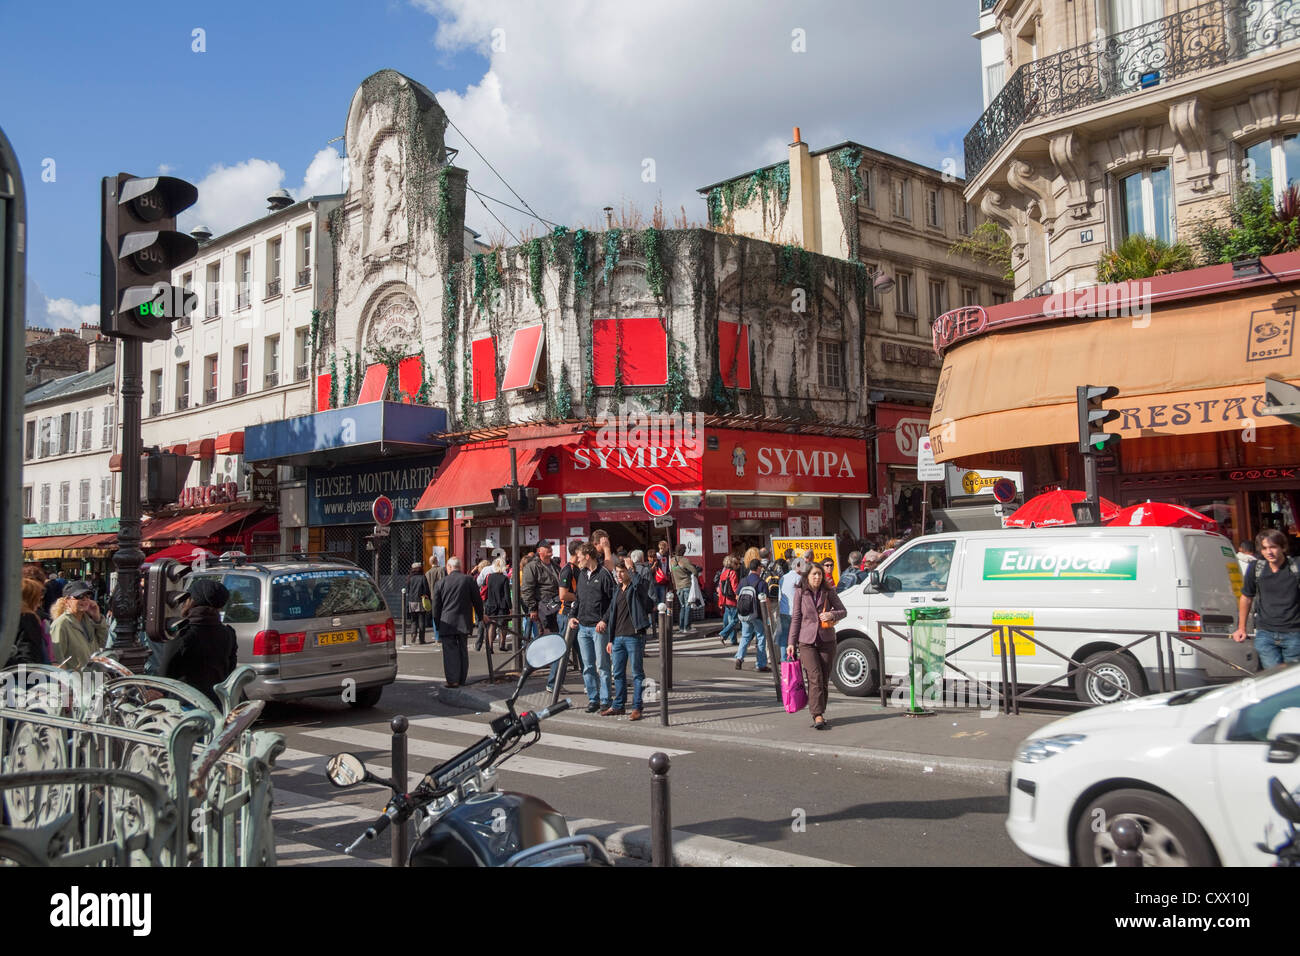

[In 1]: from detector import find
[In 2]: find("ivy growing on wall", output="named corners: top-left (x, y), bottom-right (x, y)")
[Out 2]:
top-left (441, 262), bottom-right (461, 419)
top-left (602, 229), bottom-right (621, 291)
top-left (328, 353), bottom-right (338, 409)
top-left (527, 238), bottom-right (546, 311)
top-left (417, 351), bottom-right (432, 405)
top-left (641, 227), bottom-right (667, 301)
top-left (435, 165), bottom-right (452, 239)
top-left (707, 162), bottom-right (790, 233)
top-left (828, 148), bottom-right (865, 261)
top-left (472, 251), bottom-right (503, 316)
top-left (554, 361), bottom-right (574, 419)
top-left (572, 228), bottom-right (591, 300)
top-left (367, 342), bottom-right (409, 401)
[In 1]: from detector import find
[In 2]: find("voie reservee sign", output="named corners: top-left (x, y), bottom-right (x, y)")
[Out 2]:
top-left (308, 460), bottom-right (436, 525)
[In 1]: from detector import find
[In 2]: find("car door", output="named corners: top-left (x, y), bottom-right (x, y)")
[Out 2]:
top-left (1210, 679), bottom-right (1300, 865)
top-left (871, 538), bottom-right (958, 677)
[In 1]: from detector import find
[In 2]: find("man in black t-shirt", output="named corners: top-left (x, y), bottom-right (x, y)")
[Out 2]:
top-left (1233, 529), bottom-right (1300, 670)
top-left (548, 540), bottom-right (583, 691)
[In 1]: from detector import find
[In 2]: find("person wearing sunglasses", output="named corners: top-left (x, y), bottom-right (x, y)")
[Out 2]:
top-left (49, 581), bottom-right (108, 670)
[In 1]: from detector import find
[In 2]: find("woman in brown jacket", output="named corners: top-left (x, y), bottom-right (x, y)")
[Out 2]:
top-left (786, 562), bottom-right (847, 729)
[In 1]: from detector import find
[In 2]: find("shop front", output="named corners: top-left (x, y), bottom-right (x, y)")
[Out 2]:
top-left (22, 518), bottom-right (120, 577)
top-left (874, 403), bottom-right (947, 537)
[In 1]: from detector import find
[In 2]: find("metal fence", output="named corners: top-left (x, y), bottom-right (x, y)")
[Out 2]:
top-left (0, 663), bottom-right (284, 866)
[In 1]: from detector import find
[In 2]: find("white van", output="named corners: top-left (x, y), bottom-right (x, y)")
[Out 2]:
top-left (833, 527), bottom-right (1257, 707)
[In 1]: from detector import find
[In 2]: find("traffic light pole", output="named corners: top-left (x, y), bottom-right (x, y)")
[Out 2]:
top-left (109, 335), bottom-right (150, 669)
top-left (1082, 451), bottom-right (1100, 523)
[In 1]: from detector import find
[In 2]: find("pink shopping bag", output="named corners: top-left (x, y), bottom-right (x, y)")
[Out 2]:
top-left (781, 658), bottom-right (808, 714)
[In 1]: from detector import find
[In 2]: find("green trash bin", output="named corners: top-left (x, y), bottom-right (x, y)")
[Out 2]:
top-left (903, 606), bottom-right (950, 716)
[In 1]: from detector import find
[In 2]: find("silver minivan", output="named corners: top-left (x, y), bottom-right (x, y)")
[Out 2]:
top-left (187, 556), bottom-right (397, 707)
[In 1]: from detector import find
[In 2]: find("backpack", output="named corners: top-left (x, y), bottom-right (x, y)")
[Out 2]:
top-left (836, 569), bottom-right (859, 593)
top-left (1253, 556), bottom-right (1300, 584)
top-left (718, 569), bottom-right (736, 602)
top-left (736, 582), bottom-right (758, 620)
top-left (762, 567), bottom-right (782, 600)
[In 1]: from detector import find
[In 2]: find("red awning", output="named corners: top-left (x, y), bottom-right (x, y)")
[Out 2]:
top-left (185, 439), bottom-right (215, 460)
top-left (502, 324), bottom-right (544, 390)
top-left (144, 543), bottom-right (216, 565)
top-left (109, 454), bottom-right (122, 472)
top-left (140, 507), bottom-right (259, 545)
top-left (215, 431), bottom-right (244, 455)
top-left (22, 532), bottom-right (118, 556)
top-left (415, 443), bottom-right (542, 512)
top-left (169, 443), bottom-right (189, 457)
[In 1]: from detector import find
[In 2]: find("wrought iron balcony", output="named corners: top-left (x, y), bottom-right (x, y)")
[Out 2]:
top-left (265, 278), bottom-right (281, 298)
top-left (204, 387), bottom-right (218, 405)
top-left (264, 371), bottom-right (279, 389)
top-left (176, 395), bottom-right (189, 412)
top-left (965, 0), bottom-right (1300, 179)
top-left (294, 362), bottom-right (309, 382)
top-left (149, 400), bottom-right (162, 417)
top-left (236, 291), bottom-right (250, 310)
top-left (233, 380), bottom-right (248, 397)
top-left (296, 267), bottom-right (311, 287)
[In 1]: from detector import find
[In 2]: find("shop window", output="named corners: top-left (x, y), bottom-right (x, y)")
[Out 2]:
top-left (564, 496), bottom-right (588, 512)
top-left (705, 493), bottom-right (727, 508)
top-left (785, 496), bottom-right (821, 509)
top-left (592, 318), bottom-right (668, 387)
top-left (718, 321), bottom-right (751, 389)
top-left (472, 336), bottom-right (498, 403)
top-left (539, 495), bottom-right (563, 512)
top-left (676, 493), bottom-right (702, 509)
top-left (733, 495), bottom-right (784, 508)
top-left (586, 494), bottom-right (641, 511)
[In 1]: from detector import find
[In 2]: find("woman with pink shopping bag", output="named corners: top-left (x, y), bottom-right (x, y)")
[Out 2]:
top-left (786, 562), bottom-right (846, 729)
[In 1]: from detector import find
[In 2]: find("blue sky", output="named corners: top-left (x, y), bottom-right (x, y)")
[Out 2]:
top-left (2, 0), bottom-right (984, 328)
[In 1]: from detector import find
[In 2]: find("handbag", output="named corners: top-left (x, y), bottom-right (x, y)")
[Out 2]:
top-left (421, 596), bottom-right (432, 613)
top-left (653, 564), bottom-right (669, 586)
top-left (687, 574), bottom-right (704, 608)
top-left (781, 659), bottom-right (808, 714)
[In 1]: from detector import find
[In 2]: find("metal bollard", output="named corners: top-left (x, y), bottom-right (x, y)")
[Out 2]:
top-left (657, 604), bottom-right (670, 727)
top-left (649, 752), bottom-right (672, 867)
top-left (759, 592), bottom-right (781, 701)
top-left (400, 587), bottom-right (408, 646)
top-left (663, 590), bottom-right (674, 691)
top-left (550, 618), bottom-right (577, 708)
top-left (1111, 817), bottom-right (1144, 867)
top-left (391, 715), bottom-right (409, 867)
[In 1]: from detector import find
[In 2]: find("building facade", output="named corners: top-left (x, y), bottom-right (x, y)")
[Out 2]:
top-left (964, 0), bottom-right (1300, 299)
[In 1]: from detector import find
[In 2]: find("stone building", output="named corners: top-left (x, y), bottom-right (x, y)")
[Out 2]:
top-left (24, 324), bottom-right (112, 389)
top-left (964, 0), bottom-right (1300, 299)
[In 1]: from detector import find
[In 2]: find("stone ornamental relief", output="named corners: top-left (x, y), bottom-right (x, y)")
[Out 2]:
top-left (367, 134), bottom-right (408, 255)
top-left (362, 289), bottom-right (421, 354)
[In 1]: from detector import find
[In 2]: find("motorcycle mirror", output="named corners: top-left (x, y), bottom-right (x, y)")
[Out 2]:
top-left (1268, 776), bottom-right (1300, 824)
top-left (326, 753), bottom-right (368, 788)
top-left (525, 633), bottom-right (567, 670)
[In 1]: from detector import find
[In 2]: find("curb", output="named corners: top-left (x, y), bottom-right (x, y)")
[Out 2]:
top-left (435, 685), bottom-right (1011, 787)
top-left (566, 817), bottom-right (847, 868)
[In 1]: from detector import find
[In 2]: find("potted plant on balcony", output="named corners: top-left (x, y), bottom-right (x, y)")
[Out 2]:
top-left (1096, 234), bottom-right (1198, 283)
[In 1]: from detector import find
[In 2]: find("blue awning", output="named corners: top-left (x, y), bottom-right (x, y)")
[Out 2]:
top-left (244, 402), bottom-right (449, 466)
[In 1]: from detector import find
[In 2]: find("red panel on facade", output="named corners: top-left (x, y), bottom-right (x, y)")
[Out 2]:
top-left (472, 337), bottom-right (498, 403)
top-left (215, 431), bottom-right (244, 455)
top-left (718, 321), bottom-right (751, 389)
top-left (356, 363), bottom-right (388, 404)
top-left (316, 373), bottom-right (331, 412)
top-left (592, 318), bottom-right (668, 387)
top-left (875, 404), bottom-right (932, 465)
top-left (169, 444), bottom-right (188, 457)
top-left (502, 325), bottom-right (544, 390)
top-left (397, 356), bottom-right (422, 402)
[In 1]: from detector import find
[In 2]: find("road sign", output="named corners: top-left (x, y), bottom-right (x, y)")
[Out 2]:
top-left (652, 515), bottom-right (675, 528)
top-left (643, 484), bottom-right (672, 517)
top-left (916, 437), bottom-right (944, 482)
top-left (371, 524), bottom-right (391, 537)
top-left (992, 477), bottom-right (1017, 503)
top-left (372, 495), bottom-right (394, 526)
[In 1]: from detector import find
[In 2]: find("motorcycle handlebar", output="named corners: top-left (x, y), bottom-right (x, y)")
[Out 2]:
top-left (519, 698), bottom-right (571, 733)
top-left (344, 803), bottom-right (397, 855)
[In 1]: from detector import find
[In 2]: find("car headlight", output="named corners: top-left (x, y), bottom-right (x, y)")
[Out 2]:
top-left (1014, 734), bottom-right (1087, 764)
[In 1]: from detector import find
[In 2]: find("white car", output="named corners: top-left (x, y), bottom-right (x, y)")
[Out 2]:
top-left (1007, 666), bottom-right (1300, 866)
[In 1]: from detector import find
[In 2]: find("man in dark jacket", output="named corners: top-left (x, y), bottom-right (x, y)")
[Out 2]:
top-left (405, 562), bottom-right (432, 644)
top-left (431, 557), bottom-right (484, 688)
top-left (573, 544), bottom-right (615, 712)
top-left (166, 578), bottom-right (238, 706)
top-left (521, 543), bottom-right (560, 637)
top-left (602, 563), bottom-right (656, 719)
top-left (424, 555), bottom-right (447, 643)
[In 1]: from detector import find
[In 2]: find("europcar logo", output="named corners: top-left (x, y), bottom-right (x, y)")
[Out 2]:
top-left (983, 545), bottom-right (1139, 581)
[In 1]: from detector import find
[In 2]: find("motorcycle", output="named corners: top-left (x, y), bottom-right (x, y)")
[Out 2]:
top-left (326, 632), bottom-right (612, 867)
top-left (1257, 776), bottom-right (1300, 867)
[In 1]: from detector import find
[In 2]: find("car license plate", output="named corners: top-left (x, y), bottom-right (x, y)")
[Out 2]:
top-left (318, 629), bottom-right (359, 646)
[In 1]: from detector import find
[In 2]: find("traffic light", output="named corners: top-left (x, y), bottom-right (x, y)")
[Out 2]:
top-left (100, 173), bottom-right (199, 340)
top-left (1077, 385), bottom-right (1120, 455)
top-left (491, 485), bottom-right (538, 513)
top-left (141, 450), bottom-right (195, 508)
top-left (144, 558), bottom-right (190, 642)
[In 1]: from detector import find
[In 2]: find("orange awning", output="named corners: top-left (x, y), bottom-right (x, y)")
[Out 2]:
top-left (185, 439), bottom-right (215, 460)
top-left (140, 508), bottom-right (258, 545)
top-left (169, 443), bottom-right (189, 457)
top-left (215, 431), bottom-right (244, 455)
top-left (415, 443), bottom-right (542, 512)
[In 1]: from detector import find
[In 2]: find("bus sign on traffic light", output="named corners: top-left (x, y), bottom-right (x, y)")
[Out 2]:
top-left (100, 173), bottom-right (199, 340)
top-left (1077, 385), bottom-right (1120, 454)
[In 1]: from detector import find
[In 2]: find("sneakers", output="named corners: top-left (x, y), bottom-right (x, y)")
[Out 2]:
top-left (600, 707), bottom-right (626, 717)
top-left (734, 660), bottom-right (743, 670)
top-left (585, 701), bottom-right (602, 713)
top-left (756, 666), bottom-right (771, 673)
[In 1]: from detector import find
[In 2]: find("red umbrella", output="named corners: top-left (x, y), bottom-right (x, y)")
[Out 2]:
top-left (1005, 489), bottom-right (1120, 528)
top-left (144, 543), bottom-right (216, 566)
top-left (1106, 501), bottom-right (1219, 532)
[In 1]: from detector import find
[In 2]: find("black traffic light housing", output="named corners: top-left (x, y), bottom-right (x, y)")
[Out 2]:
top-left (144, 558), bottom-right (191, 642)
top-left (141, 450), bottom-right (195, 508)
top-left (1077, 385), bottom-right (1120, 455)
top-left (491, 485), bottom-right (538, 513)
top-left (101, 173), bottom-right (199, 340)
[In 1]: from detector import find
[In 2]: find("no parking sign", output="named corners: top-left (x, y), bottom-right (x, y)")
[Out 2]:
top-left (643, 485), bottom-right (672, 517)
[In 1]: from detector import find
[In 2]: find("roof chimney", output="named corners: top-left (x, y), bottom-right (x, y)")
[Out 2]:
top-left (191, 224), bottom-right (213, 242)
top-left (267, 189), bottom-right (293, 212)
top-left (792, 126), bottom-right (802, 144)
top-left (88, 337), bottom-right (115, 372)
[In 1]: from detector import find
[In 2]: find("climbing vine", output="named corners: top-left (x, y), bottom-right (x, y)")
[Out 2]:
top-left (527, 238), bottom-right (546, 311)
top-left (328, 353), bottom-right (338, 409)
top-left (441, 263), bottom-right (461, 417)
top-left (341, 348), bottom-right (354, 405)
top-left (602, 229), bottom-right (621, 291)
top-left (829, 148), bottom-right (865, 261)
top-left (367, 343), bottom-right (409, 401)
top-left (642, 227), bottom-right (667, 301)
top-left (612, 318), bottom-right (625, 405)
top-left (707, 162), bottom-right (790, 234)
top-left (435, 165), bottom-right (452, 239)
top-left (472, 251), bottom-right (503, 316)
top-left (643, 333), bottom-right (689, 413)
top-left (572, 228), bottom-right (591, 300)
top-left (554, 361), bottom-right (574, 419)
top-left (416, 351), bottom-right (433, 405)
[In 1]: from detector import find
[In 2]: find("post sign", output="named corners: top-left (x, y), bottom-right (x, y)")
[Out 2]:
top-left (643, 484), bottom-right (673, 517)
top-left (916, 436), bottom-right (945, 482)
top-left (372, 495), bottom-right (394, 526)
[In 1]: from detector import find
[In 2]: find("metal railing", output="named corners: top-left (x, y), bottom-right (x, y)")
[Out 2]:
top-left (871, 620), bottom-right (1255, 714)
top-left (264, 371), bottom-right (279, 389)
top-left (296, 267), bottom-right (311, 288)
top-left (965, 0), bottom-right (1300, 178)
top-left (265, 278), bottom-right (281, 298)
top-left (236, 292), bottom-right (250, 310)
top-left (233, 380), bottom-right (248, 397)
top-left (0, 664), bottom-right (284, 866)
top-left (148, 400), bottom-right (162, 417)
top-left (204, 386), bottom-right (217, 404)
top-left (176, 394), bottom-right (189, 412)
top-left (295, 362), bottom-right (309, 382)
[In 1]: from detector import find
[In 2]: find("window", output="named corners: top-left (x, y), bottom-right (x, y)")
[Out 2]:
top-left (1244, 134), bottom-right (1300, 204)
top-left (817, 340), bottom-right (844, 389)
top-left (297, 225), bottom-right (312, 285)
top-left (892, 178), bottom-right (910, 219)
top-left (236, 251), bottom-right (251, 309)
top-left (1118, 166), bottom-right (1173, 243)
top-left (864, 262), bottom-right (881, 310)
top-left (205, 354), bottom-right (219, 404)
top-left (961, 286), bottom-right (978, 307)
top-left (896, 272), bottom-right (915, 316)
top-left (958, 201), bottom-right (972, 236)
top-left (234, 346), bottom-right (249, 396)
top-left (294, 327), bottom-right (309, 381)
top-left (928, 279), bottom-right (948, 322)
top-left (926, 188), bottom-right (943, 228)
top-left (177, 273), bottom-right (193, 328)
top-left (209, 575), bottom-right (262, 624)
top-left (81, 409), bottom-right (93, 450)
top-left (101, 402), bottom-right (115, 448)
top-left (79, 479), bottom-right (91, 520)
top-left (24, 420), bottom-right (35, 460)
top-left (1227, 683), bottom-right (1300, 742)
top-left (23, 486), bottom-right (33, 521)
top-left (881, 540), bottom-right (955, 591)
top-left (985, 62), bottom-right (1006, 106)
top-left (149, 370), bottom-right (163, 416)
top-left (992, 292), bottom-right (1009, 305)
top-left (267, 237), bottom-right (282, 296)
top-left (861, 166), bottom-right (874, 209)
top-left (268, 569), bottom-right (383, 621)
top-left (176, 363), bottom-right (190, 411)
top-left (69, 412), bottom-right (78, 452)
top-left (40, 485), bottom-right (51, 524)
top-left (39, 416), bottom-right (54, 457)
top-left (58, 482), bottom-right (70, 522)
top-left (100, 477), bottom-right (113, 518)
top-left (265, 336), bottom-right (280, 389)
top-left (58, 413), bottom-right (72, 454)
top-left (205, 262), bottom-right (221, 318)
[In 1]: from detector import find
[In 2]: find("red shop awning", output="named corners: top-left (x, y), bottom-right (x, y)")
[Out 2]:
top-left (215, 431), bottom-right (244, 455)
top-left (140, 507), bottom-right (259, 546)
top-left (185, 439), bottom-right (215, 460)
top-left (169, 443), bottom-right (189, 457)
top-left (415, 443), bottom-right (542, 513)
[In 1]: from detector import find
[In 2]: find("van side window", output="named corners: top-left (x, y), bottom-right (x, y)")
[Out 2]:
top-left (885, 542), bottom-right (955, 591)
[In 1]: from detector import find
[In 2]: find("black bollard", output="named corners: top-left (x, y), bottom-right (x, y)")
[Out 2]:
top-left (663, 590), bottom-right (674, 691)
top-left (391, 715), bottom-right (409, 867)
top-left (400, 587), bottom-right (408, 647)
top-left (658, 604), bottom-right (670, 727)
top-left (1111, 816), bottom-right (1144, 867)
top-left (649, 752), bottom-right (672, 867)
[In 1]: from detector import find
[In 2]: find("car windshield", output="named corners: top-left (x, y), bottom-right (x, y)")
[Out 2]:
top-left (271, 570), bottom-right (385, 621)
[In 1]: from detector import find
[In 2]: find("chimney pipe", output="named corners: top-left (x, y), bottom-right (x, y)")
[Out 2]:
top-left (792, 126), bottom-right (801, 145)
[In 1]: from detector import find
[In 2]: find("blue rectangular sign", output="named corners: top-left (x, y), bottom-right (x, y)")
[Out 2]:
top-left (308, 459), bottom-right (441, 525)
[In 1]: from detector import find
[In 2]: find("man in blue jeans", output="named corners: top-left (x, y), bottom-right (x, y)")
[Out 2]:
top-left (573, 544), bottom-right (615, 712)
top-left (1233, 528), bottom-right (1300, 669)
top-left (734, 559), bottom-right (769, 672)
top-left (603, 562), bottom-right (656, 719)
top-left (668, 544), bottom-right (697, 633)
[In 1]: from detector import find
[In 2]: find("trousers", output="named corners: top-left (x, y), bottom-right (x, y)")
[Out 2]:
top-left (442, 632), bottom-right (470, 685)
top-left (798, 641), bottom-right (835, 718)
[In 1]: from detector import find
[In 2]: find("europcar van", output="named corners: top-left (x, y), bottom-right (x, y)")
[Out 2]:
top-left (833, 527), bottom-right (1257, 706)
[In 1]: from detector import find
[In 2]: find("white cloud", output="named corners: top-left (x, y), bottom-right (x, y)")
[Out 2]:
top-left (178, 158), bottom-right (287, 237)
top-left (297, 147), bottom-right (347, 200)
top-left (157, 163), bottom-right (174, 175)
top-left (26, 278), bottom-right (96, 330)
top-left (412, 0), bottom-right (983, 238)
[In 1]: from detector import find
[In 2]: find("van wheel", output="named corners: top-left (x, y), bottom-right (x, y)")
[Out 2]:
top-left (832, 637), bottom-right (879, 697)
top-left (348, 686), bottom-right (383, 709)
top-left (1074, 650), bottom-right (1144, 706)
top-left (1074, 789), bottom-right (1216, 866)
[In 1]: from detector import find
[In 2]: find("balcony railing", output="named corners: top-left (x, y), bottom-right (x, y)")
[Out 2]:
top-left (204, 387), bottom-right (218, 405)
top-left (265, 278), bottom-right (281, 298)
top-left (295, 362), bottom-right (309, 382)
top-left (149, 400), bottom-right (162, 417)
top-left (264, 371), bottom-right (279, 389)
top-left (296, 267), bottom-right (311, 288)
top-left (236, 292), bottom-right (250, 310)
top-left (233, 380), bottom-right (248, 397)
top-left (176, 396), bottom-right (189, 412)
top-left (964, 0), bottom-right (1300, 179)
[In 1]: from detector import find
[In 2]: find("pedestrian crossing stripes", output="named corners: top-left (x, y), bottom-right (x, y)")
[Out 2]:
top-left (406, 716), bottom-right (691, 760)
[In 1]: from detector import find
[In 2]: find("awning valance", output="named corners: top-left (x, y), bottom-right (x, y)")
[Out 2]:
top-left (186, 439), bottom-right (215, 460)
top-left (140, 507), bottom-right (260, 546)
top-left (414, 442), bottom-right (542, 513)
top-left (215, 431), bottom-right (244, 455)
